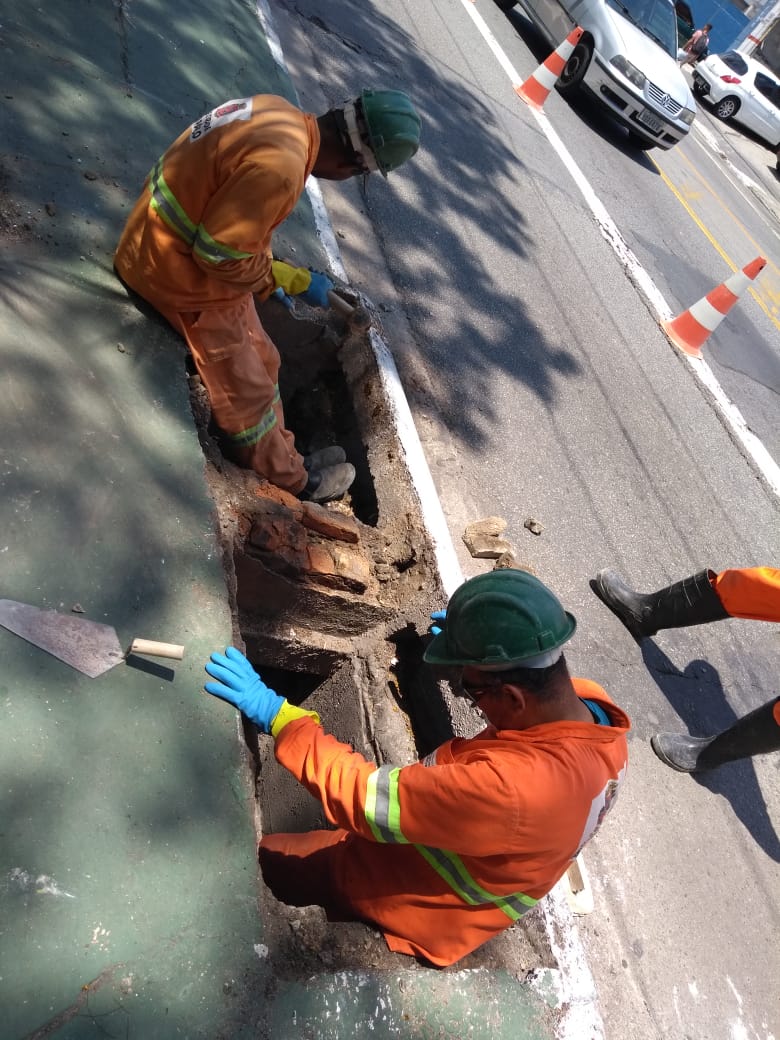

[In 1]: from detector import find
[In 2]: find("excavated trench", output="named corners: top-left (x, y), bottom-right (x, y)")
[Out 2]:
top-left (193, 293), bottom-right (551, 978)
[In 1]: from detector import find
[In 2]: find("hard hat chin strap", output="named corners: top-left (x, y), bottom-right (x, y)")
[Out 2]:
top-left (342, 101), bottom-right (379, 173)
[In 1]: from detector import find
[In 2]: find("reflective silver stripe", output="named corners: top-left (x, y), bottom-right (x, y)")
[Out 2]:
top-left (148, 157), bottom-right (253, 265)
top-left (365, 763), bottom-right (538, 922)
top-left (364, 765), bottom-right (409, 844)
top-left (193, 225), bottom-right (253, 265)
top-left (149, 158), bottom-right (197, 245)
top-left (415, 844), bottom-right (538, 922)
top-left (227, 404), bottom-right (277, 448)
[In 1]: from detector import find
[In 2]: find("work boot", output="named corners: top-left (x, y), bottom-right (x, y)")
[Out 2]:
top-left (651, 697), bottom-right (780, 773)
top-left (590, 569), bottom-right (729, 640)
top-left (303, 446), bottom-right (347, 471)
top-left (300, 463), bottom-right (355, 504)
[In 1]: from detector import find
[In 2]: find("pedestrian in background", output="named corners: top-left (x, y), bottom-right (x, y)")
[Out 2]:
top-left (680, 23), bottom-right (712, 65)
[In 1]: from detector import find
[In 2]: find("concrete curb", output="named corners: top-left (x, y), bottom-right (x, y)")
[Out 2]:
top-left (252, 1), bottom-right (606, 1036)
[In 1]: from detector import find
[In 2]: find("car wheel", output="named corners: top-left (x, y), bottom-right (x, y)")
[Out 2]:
top-left (494, 0), bottom-right (517, 9)
top-left (715, 95), bottom-right (740, 121)
top-left (627, 131), bottom-right (657, 150)
top-left (556, 40), bottom-right (593, 94)
top-left (691, 79), bottom-right (706, 97)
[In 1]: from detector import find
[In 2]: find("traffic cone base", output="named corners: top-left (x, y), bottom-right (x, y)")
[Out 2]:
top-left (516, 26), bottom-right (583, 111)
top-left (661, 257), bottom-right (766, 358)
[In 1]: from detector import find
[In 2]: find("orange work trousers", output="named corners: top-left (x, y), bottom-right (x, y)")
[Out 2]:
top-left (710, 567), bottom-right (780, 622)
top-left (169, 296), bottom-right (307, 494)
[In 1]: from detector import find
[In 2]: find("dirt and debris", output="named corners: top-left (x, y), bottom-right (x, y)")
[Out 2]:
top-left (191, 294), bottom-right (547, 980)
top-left (524, 517), bottom-right (543, 536)
top-left (463, 516), bottom-right (513, 558)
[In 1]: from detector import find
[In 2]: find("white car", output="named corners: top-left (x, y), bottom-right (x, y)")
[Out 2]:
top-left (692, 51), bottom-right (780, 147)
top-left (496, 0), bottom-right (696, 149)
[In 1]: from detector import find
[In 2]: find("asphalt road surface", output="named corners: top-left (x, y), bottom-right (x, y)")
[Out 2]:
top-left (273, 0), bottom-right (779, 1036)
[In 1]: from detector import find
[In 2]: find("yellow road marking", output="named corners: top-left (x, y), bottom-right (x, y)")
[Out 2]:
top-left (650, 152), bottom-right (780, 325)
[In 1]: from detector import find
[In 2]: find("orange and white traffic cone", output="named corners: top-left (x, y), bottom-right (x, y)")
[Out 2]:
top-left (660, 257), bottom-right (766, 359)
top-left (515, 27), bottom-right (584, 110)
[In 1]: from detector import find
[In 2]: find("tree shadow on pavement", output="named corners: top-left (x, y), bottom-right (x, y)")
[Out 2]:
top-left (640, 640), bottom-right (780, 862)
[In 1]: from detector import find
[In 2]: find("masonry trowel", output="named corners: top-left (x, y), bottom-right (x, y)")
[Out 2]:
top-left (0, 599), bottom-right (184, 678)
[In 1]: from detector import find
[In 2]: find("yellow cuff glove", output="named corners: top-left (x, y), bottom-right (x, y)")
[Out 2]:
top-left (271, 260), bottom-right (313, 296)
top-left (270, 700), bottom-right (321, 739)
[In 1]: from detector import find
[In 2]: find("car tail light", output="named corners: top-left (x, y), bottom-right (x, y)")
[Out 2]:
top-left (720, 75), bottom-right (741, 84)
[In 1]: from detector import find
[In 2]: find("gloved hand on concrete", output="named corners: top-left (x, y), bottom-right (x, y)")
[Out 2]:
top-left (430, 610), bottom-right (447, 636)
top-left (299, 269), bottom-right (334, 308)
top-left (205, 646), bottom-right (285, 733)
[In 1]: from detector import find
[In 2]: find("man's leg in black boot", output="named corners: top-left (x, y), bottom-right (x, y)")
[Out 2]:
top-left (590, 569), bottom-right (729, 640)
top-left (651, 697), bottom-right (780, 772)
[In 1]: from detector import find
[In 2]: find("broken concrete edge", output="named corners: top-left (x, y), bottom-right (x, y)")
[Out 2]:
top-left (190, 301), bottom-right (605, 1033)
top-left (203, 1), bottom-right (605, 1029)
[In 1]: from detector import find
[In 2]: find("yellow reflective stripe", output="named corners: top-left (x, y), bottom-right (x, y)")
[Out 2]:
top-left (148, 157), bottom-right (253, 265)
top-left (364, 765), bottom-right (409, 844)
top-left (414, 844), bottom-right (538, 922)
top-left (365, 765), bottom-right (538, 922)
top-left (193, 225), bottom-right (253, 265)
top-left (364, 769), bottom-right (384, 842)
top-left (272, 383), bottom-right (280, 405)
top-left (227, 404), bottom-right (277, 448)
top-left (149, 158), bottom-right (197, 243)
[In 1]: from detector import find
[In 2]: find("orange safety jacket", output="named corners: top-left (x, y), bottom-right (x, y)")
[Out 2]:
top-left (711, 567), bottom-right (780, 623)
top-left (271, 679), bottom-right (630, 966)
top-left (114, 95), bottom-right (320, 314)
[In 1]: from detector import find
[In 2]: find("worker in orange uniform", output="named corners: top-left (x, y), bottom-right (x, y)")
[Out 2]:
top-left (115, 91), bottom-right (421, 502)
top-left (591, 566), bottom-right (780, 773)
top-left (204, 570), bottom-right (629, 966)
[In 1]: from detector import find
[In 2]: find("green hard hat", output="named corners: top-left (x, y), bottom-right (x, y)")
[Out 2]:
top-left (423, 570), bottom-right (576, 671)
top-left (359, 89), bottom-right (421, 176)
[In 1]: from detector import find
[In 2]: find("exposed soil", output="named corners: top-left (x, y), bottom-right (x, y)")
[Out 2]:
top-left (191, 295), bottom-right (549, 985)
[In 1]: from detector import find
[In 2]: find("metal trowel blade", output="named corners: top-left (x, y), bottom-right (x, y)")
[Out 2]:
top-left (0, 599), bottom-right (126, 678)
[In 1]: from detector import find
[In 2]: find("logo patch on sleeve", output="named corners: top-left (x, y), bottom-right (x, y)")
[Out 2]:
top-left (190, 98), bottom-right (253, 141)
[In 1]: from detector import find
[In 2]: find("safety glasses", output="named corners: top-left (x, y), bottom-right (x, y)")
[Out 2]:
top-left (459, 675), bottom-right (500, 703)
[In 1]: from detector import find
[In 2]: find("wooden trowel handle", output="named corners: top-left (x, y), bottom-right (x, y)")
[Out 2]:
top-left (128, 638), bottom-right (185, 661)
top-left (328, 290), bottom-right (355, 316)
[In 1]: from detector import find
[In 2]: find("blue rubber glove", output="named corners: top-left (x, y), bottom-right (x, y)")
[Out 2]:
top-left (272, 286), bottom-right (295, 312)
top-left (430, 610), bottom-right (447, 636)
top-left (205, 646), bottom-right (285, 734)
top-left (299, 269), bottom-right (333, 309)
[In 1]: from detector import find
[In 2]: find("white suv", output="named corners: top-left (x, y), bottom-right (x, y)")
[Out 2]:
top-left (496, 0), bottom-right (696, 149)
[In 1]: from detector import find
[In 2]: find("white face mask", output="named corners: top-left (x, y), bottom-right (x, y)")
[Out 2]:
top-left (342, 101), bottom-right (379, 173)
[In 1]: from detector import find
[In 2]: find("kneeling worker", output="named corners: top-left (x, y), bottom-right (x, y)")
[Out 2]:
top-left (115, 90), bottom-right (420, 502)
top-left (204, 570), bottom-right (630, 966)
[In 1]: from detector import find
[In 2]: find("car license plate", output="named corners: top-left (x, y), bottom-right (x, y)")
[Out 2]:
top-left (637, 108), bottom-right (663, 133)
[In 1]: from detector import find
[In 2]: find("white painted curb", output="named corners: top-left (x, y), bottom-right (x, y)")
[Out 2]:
top-left (253, 2), bottom-right (606, 1036)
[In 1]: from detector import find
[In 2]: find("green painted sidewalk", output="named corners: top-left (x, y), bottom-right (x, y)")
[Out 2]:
top-left (0, 2), bottom-right (566, 1035)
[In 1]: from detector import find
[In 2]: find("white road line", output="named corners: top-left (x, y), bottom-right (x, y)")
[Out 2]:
top-left (690, 120), bottom-right (780, 239)
top-left (458, 0), bottom-right (780, 500)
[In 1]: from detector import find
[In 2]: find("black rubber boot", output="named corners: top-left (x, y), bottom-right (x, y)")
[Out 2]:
top-left (651, 697), bottom-right (780, 773)
top-left (300, 463), bottom-right (355, 504)
top-left (303, 446), bottom-right (347, 471)
top-left (590, 569), bottom-right (729, 640)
